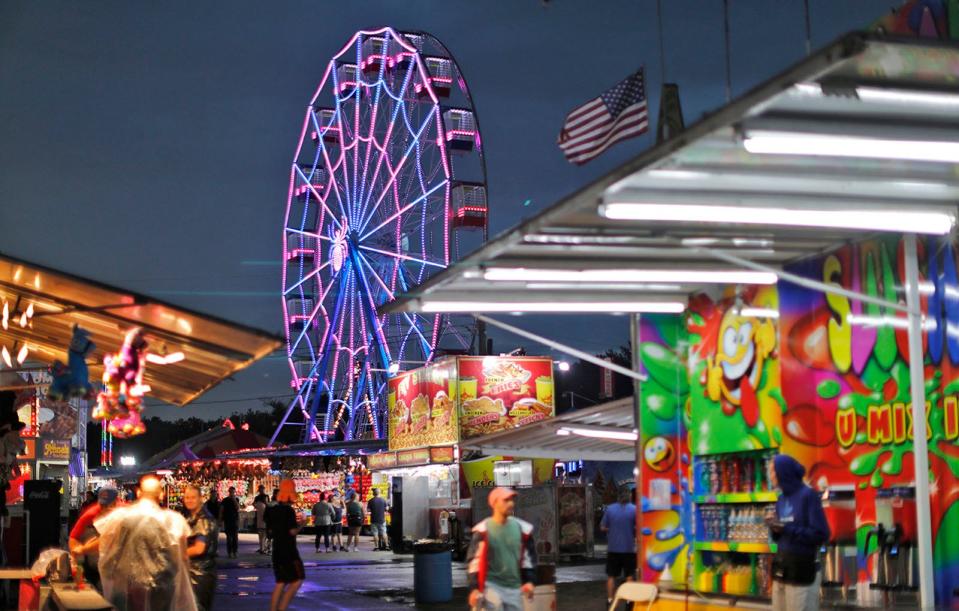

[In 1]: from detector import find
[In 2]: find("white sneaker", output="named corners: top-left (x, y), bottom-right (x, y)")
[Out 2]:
top-left (352, 547), bottom-right (358, 552)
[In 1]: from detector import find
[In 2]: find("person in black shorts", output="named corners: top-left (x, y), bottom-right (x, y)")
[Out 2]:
top-left (601, 487), bottom-right (637, 605)
top-left (267, 479), bottom-right (304, 611)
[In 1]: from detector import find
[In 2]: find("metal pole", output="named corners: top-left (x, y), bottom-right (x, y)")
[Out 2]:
top-left (475, 314), bottom-right (647, 383)
top-left (656, 0), bottom-right (666, 82)
top-left (723, 0), bottom-right (731, 102)
top-left (803, 0), bottom-right (812, 56)
top-left (904, 233), bottom-right (935, 609)
top-left (630, 314), bottom-right (643, 578)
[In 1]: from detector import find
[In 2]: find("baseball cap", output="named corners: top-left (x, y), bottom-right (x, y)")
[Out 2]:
top-left (97, 486), bottom-right (119, 506)
top-left (487, 487), bottom-right (517, 508)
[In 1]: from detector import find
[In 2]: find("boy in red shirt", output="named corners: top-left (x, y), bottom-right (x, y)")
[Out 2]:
top-left (69, 486), bottom-right (119, 590)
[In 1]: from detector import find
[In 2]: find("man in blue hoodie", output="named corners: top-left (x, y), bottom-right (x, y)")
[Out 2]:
top-left (765, 454), bottom-right (830, 611)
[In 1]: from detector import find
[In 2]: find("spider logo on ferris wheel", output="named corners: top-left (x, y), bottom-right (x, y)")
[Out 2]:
top-left (273, 28), bottom-right (489, 445)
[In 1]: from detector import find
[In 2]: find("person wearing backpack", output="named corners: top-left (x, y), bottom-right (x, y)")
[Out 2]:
top-left (345, 491), bottom-right (365, 552)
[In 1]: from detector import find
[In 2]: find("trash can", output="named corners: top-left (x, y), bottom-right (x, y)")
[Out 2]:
top-left (413, 540), bottom-right (453, 603)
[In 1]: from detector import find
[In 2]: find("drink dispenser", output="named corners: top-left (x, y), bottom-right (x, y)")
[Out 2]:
top-left (867, 487), bottom-right (918, 593)
top-left (821, 487), bottom-right (857, 593)
top-left (890, 487), bottom-right (918, 591)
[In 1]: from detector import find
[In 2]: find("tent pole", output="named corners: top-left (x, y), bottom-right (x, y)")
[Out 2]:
top-left (475, 315), bottom-right (647, 383)
top-left (904, 233), bottom-right (935, 609)
top-left (630, 314), bottom-right (644, 579)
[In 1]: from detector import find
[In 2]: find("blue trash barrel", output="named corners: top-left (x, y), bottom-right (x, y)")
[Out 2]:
top-left (413, 541), bottom-right (453, 603)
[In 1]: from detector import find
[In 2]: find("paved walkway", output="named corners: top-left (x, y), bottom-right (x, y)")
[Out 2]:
top-left (213, 532), bottom-right (608, 610)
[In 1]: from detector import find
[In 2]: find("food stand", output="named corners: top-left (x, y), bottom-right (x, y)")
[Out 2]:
top-left (381, 31), bottom-right (959, 609)
top-left (370, 356), bottom-right (555, 546)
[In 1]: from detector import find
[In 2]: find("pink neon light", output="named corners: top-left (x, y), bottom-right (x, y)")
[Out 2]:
top-left (446, 129), bottom-right (476, 140)
top-left (286, 248), bottom-right (316, 260)
top-left (456, 206), bottom-right (487, 218)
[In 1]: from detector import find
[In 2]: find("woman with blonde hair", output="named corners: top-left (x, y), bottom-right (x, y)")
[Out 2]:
top-left (266, 479), bottom-right (304, 611)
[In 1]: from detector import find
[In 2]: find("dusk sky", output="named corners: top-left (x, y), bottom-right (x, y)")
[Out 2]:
top-left (0, 1), bottom-right (896, 420)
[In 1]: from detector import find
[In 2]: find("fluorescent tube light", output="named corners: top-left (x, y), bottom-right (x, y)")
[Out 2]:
top-left (601, 202), bottom-right (954, 235)
top-left (740, 307), bottom-right (779, 319)
top-left (743, 130), bottom-right (959, 164)
top-left (556, 426), bottom-right (638, 441)
top-left (795, 82), bottom-right (959, 108)
top-left (483, 268), bottom-right (777, 285)
top-left (846, 313), bottom-right (936, 331)
top-left (418, 301), bottom-right (687, 314)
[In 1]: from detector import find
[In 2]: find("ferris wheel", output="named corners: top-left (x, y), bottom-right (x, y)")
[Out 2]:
top-left (273, 28), bottom-right (489, 445)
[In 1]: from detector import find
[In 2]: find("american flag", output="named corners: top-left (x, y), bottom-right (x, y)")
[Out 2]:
top-left (558, 68), bottom-right (649, 165)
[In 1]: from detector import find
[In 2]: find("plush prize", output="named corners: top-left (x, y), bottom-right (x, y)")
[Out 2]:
top-left (47, 325), bottom-right (96, 401)
top-left (93, 328), bottom-right (149, 435)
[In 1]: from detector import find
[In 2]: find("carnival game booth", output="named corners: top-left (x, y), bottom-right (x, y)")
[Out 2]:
top-left (369, 356), bottom-right (554, 550)
top-left (383, 31), bottom-right (959, 609)
top-left (0, 252), bottom-right (282, 566)
top-left (228, 440), bottom-right (387, 527)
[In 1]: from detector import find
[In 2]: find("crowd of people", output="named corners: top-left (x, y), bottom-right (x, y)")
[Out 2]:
top-left (67, 475), bottom-right (391, 611)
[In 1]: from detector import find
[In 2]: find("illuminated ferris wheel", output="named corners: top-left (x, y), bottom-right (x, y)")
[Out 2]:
top-left (275, 28), bottom-right (488, 444)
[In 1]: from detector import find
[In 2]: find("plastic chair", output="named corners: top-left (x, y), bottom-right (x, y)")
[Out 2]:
top-left (608, 582), bottom-right (658, 611)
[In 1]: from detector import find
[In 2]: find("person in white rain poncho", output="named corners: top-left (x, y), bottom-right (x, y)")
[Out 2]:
top-left (95, 475), bottom-right (197, 611)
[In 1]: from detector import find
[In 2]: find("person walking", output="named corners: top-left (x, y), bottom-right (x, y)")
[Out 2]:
top-left (220, 486), bottom-right (240, 558)
top-left (466, 487), bottom-right (537, 611)
top-left (253, 485), bottom-right (269, 506)
top-left (765, 454), bottom-right (830, 611)
top-left (345, 491), bottom-right (365, 552)
top-left (182, 485), bottom-right (217, 611)
top-left (266, 479), bottom-right (304, 611)
top-left (254, 494), bottom-right (269, 554)
top-left (367, 488), bottom-right (389, 551)
top-left (95, 475), bottom-right (196, 611)
top-left (68, 486), bottom-right (119, 591)
top-left (331, 492), bottom-right (346, 552)
top-left (600, 487), bottom-right (637, 606)
top-left (204, 490), bottom-right (221, 558)
top-left (311, 492), bottom-right (335, 553)
top-left (264, 488), bottom-right (279, 554)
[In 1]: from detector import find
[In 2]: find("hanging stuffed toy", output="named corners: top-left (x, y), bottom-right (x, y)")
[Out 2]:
top-left (47, 325), bottom-right (96, 401)
top-left (92, 328), bottom-right (149, 438)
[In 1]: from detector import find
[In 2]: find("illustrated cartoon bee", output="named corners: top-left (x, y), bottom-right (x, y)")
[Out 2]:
top-left (705, 308), bottom-right (776, 427)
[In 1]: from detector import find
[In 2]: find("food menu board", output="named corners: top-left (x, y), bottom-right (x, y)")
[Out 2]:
top-left (457, 357), bottom-right (554, 439)
top-left (388, 359), bottom-right (459, 451)
top-left (388, 356), bottom-right (555, 450)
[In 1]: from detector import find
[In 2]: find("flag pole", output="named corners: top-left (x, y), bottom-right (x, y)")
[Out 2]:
top-left (656, 0), bottom-right (666, 82)
top-left (723, 0), bottom-right (731, 102)
top-left (803, 0), bottom-right (812, 55)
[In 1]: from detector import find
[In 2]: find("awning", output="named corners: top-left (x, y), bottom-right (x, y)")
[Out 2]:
top-left (0, 252), bottom-right (282, 405)
top-left (224, 439), bottom-right (388, 458)
top-left (381, 32), bottom-right (959, 315)
top-left (461, 397), bottom-right (634, 462)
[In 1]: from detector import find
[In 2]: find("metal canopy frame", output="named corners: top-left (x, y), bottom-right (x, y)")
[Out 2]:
top-left (380, 32), bottom-right (959, 608)
top-left (0, 252), bottom-right (282, 405)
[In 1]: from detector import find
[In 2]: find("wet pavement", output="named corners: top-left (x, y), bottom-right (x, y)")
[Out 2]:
top-left (213, 532), bottom-right (608, 610)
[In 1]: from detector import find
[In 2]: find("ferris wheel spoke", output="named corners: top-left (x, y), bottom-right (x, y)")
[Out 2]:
top-left (357, 244), bottom-right (446, 269)
top-left (331, 86), bottom-right (355, 220)
top-left (355, 59), bottom-right (416, 220)
top-left (283, 259), bottom-right (331, 296)
top-left (360, 179), bottom-right (447, 242)
top-left (293, 165), bottom-right (343, 231)
top-left (285, 227), bottom-right (332, 242)
top-left (310, 111), bottom-right (351, 223)
top-left (355, 107), bottom-right (440, 233)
